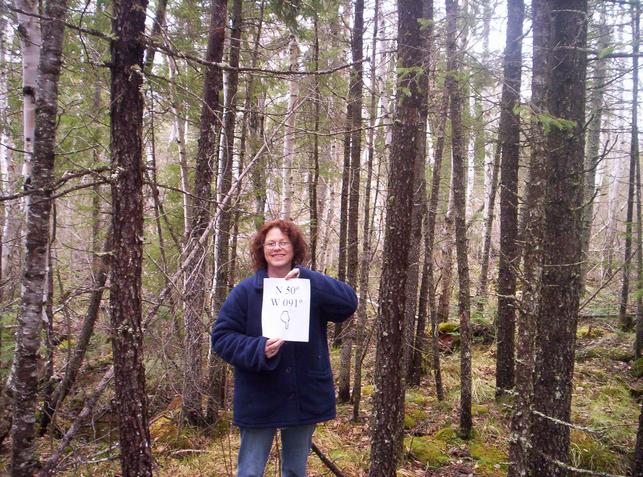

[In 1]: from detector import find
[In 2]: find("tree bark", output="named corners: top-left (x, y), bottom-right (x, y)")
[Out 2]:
top-left (10, 0), bottom-right (66, 473)
top-left (531, 2), bottom-right (588, 476)
top-left (495, 0), bottom-right (524, 397)
top-left (368, 0), bottom-right (425, 474)
top-left (109, 0), bottom-right (153, 472)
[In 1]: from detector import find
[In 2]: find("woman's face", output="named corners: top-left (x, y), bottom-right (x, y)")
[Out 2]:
top-left (263, 227), bottom-right (294, 273)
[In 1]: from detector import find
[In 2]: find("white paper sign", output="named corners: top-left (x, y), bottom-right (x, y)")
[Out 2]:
top-left (261, 278), bottom-right (310, 342)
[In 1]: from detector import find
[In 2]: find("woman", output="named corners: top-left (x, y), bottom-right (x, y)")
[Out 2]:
top-left (211, 219), bottom-right (357, 477)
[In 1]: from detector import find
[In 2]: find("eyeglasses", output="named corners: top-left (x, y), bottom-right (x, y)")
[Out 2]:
top-left (264, 241), bottom-right (291, 250)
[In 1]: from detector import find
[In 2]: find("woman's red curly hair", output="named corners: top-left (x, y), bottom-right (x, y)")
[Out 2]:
top-left (250, 219), bottom-right (309, 271)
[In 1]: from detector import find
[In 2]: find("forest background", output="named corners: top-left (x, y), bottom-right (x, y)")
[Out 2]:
top-left (0, 0), bottom-right (642, 475)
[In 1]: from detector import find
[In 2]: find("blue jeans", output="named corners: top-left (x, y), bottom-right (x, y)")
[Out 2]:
top-left (237, 424), bottom-right (316, 477)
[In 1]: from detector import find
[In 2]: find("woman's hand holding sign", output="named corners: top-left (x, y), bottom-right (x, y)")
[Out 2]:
top-left (264, 267), bottom-right (301, 359)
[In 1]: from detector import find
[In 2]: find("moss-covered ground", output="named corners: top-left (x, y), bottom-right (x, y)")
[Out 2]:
top-left (2, 315), bottom-right (639, 476)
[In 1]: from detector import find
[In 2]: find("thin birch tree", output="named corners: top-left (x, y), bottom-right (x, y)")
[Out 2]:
top-left (10, 0), bottom-right (67, 473)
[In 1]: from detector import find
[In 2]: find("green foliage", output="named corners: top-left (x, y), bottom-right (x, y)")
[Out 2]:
top-left (536, 112), bottom-right (577, 134)
top-left (597, 46), bottom-right (616, 59)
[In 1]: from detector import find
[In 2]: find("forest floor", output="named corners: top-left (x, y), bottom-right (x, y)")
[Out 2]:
top-left (21, 313), bottom-right (636, 477)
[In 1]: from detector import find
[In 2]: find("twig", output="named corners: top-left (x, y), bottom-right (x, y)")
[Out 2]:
top-left (311, 442), bottom-right (346, 477)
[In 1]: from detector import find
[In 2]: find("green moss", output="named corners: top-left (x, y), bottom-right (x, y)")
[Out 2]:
top-left (434, 426), bottom-right (461, 444)
top-left (404, 405), bottom-right (428, 429)
top-left (600, 385), bottom-right (629, 399)
top-left (439, 322), bottom-right (460, 334)
top-left (404, 436), bottom-right (449, 468)
top-left (362, 384), bottom-right (375, 397)
top-left (576, 346), bottom-right (605, 362)
top-left (609, 349), bottom-right (634, 362)
top-left (577, 325), bottom-right (605, 339)
top-left (632, 357), bottom-right (643, 378)
top-left (150, 415), bottom-right (194, 450)
top-left (472, 404), bottom-right (490, 416)
top-left (570, 431), bottom-right (620, 472)
top-left (469, 441), bottom-right (507, 468)
top-left (405, 389), bottom-right (431, 405)
top-left (629, 385), bottom-right (643, 399)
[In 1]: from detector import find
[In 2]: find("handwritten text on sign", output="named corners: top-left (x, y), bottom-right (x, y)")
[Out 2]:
top-left (262, 278), bottom-right (310, 342)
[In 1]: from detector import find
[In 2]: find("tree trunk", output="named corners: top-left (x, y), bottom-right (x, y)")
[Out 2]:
top-left (531, 2), bottom-right (587, 476)
top-left (182, 0), bottom-right (226, 425)
top-left (0, 14), bottom-right (14, 446)
top-left (368, 0), bottom-right (425, 474)
top-left (403, 11), bottom-right (434, 376)
top-left (507, 2), bottom-right (550, 475)
top-left (337, 0), bottom-right (364, 403)
top-left (0, 13), bottom-right (18, 305)
top-left (109, 0), bottom-right (153, 472)
top-left (14, 0), bottom-right (41, 184)
top-left (495, 0), bottom-right (524, 397)
top-left (628, 0), bottom-right (640, 354)
top-left (445, 0), bottom-right (472, 440)
top-left (476, 142), bottom-right (500, 313)
top-left (633, 400), bottom-right (643, 477)
top-left (334, 101), bottom-right (352, 347)
top-left (309, 13), bottom-right (321, 269)
top-left (436, 194), bottom-right (455, 325)
top-left (206, 0), bottom-right (240, 423)
top-left (280, 35), bottom-right (298, 220)
top-left (10, 0), bottom-right (66, 473)
top-left (580, 5), bottom-right (608, 292)
top-left (409, 88), bottom-right (448, 394)
top-left (250, 92), bottom-right (267, 228)
top-left (143, 0), bottom-right (167, 71)
top-left (352, 0), bottom-right (380, 420)
top-left (167, 56), bottom-right (192, 233)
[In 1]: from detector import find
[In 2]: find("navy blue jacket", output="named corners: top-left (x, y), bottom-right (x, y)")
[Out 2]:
top-left (211, 266), bottom-right (358, 428)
